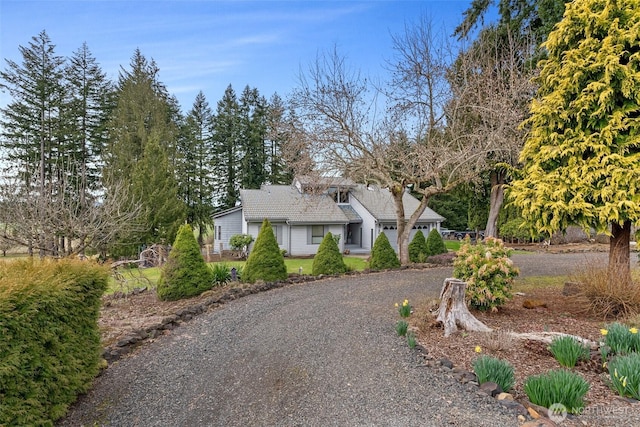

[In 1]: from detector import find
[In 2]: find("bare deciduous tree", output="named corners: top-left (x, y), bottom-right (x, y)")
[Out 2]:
top-left (448, 28), bottom-right (537, 238)
top-left (289, 18), bottom-right (492, 264)
top-left (0, 176), bottom-right (143, 258)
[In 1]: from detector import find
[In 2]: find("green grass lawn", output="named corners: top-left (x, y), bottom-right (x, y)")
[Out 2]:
top-left (107, 256), bottom-right (369, 295)
top-left (445, 240), bottom-right (461, 251)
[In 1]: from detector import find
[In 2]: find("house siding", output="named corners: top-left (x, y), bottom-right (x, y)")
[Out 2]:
top-left (348, 195), bottom-right (378, 251)
top-left (213, 209), bottom-right (243, 252)
top-left (246, 221), bottom-right (290, 253)
top-left (289, 224), bottom-right (344, 256)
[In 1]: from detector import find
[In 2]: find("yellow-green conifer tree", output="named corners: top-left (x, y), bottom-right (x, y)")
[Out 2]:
top-left (509, 0), bottom-right (640, 282)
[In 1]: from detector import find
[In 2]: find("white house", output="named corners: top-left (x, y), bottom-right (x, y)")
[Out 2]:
top-left (212, 177), bottom-right (445, 256)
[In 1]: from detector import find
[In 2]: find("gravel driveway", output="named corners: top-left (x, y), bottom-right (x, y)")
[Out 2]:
top-left (59, 252), bottom-right (610, 427)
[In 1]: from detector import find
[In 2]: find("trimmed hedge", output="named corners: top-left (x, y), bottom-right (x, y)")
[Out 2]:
top-left (369, 233), bottom-right (400, 270)
top-left (312, 232), bottom-right (348, 275)
top-left (0, 259), bottom-right (108, 426)
top-left (157, 223), bottom-right (214, 301)
top-left (243, 219), bottom-right (288, 283)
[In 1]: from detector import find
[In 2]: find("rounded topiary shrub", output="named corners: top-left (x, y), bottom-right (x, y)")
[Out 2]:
top-left (369, 232), bottom-right (400, 270)
top-left (243, 219), bottom-right (288, 283)
top-left (157, 223), bottom-right (213, 301)
top-left (312, 232), bottom-right (348, 275)
top-left (408, 230), bottom-right (427, 263)
top-left (426, 228), bottom-right (448, 256)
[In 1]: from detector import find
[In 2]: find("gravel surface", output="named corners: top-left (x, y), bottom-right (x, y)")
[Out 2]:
top-left (59, 252), bottom-right (639, 427)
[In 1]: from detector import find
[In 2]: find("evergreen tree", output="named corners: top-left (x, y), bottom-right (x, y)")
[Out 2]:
top-left (425, 228), bottom-right (447, 256)
top-left (0, 30), bottom-right (66, 255)
top-left (369, 233), bottom-right (400, 270)
top-left (239, 86), bottom-right (268, 189)
top-left (312, 232), bottom-right (348, 275)
top-left (63, 42), bottom-right (113, 209)
top-left (104, 49), bottom-right (183, 254)
top-left (212, 84), bottom-right (241, 209)
top-left (243, 219), bottom-right (287, 283)
top-left (0, 30), bottom-right (65, 193)
top-left (408, 230), bottom-right (427, 263)
top-left (157, 223), bottom-right (213, 301)
top-left (178, 91), bottom-right (215, 243)
top-left (509, 0), bottom-right (640, 283)
top-left (265, 93), bottom-right (294, 184)
top-left (104, 49), bottom-right (178, 185)
top-left (131, 138), bottom-right (186, 246)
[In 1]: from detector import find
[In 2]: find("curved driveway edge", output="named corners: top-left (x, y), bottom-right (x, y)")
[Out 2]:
top-left (60, 252), bottom-right (610, 426)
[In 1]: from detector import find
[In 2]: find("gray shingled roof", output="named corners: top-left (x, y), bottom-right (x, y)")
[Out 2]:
top-left (240, 185), bottom-right (349, 224)
top-left (349, 185), bottom-right (445, 222)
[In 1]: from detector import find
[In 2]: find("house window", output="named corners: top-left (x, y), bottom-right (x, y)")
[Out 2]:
top-left (272, 225), bottom-right (283, 245)
top-left (311, 225), bottom-right (324, 244)
top-left (331, 188), bottom-right (349, 203)
top-left (216, 225), bottom-right (222, 240)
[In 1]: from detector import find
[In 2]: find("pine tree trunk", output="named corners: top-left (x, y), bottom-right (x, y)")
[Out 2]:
top-left (609, 221), bottom-right (631, 285)
top-left (436, 278), bottom-right (492, 337)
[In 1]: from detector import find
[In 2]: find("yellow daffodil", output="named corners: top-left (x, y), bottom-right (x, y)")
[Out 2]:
top-left (403, 299), bottom-right (409, 306)
top-left (475, 345), bottom-right (482, 353)
top-left (602, 362), bottom-right (607, 369)
top-left (614, 368), bottom-right (619, 378)
top-left (600, 329), bottom-right (608, 336)
top-left (622, 377), bottom-right (627, 388)
top-left (630, 327), bottom-right (638, 334)
top-left (395, 303), bottom-right (399, 308)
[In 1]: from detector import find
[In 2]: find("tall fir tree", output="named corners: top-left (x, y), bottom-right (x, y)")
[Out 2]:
top-left (104, 49), bottom-right (184, 254)
top-left (131, 138), bottom-right (185, 246)
top-left (212, 84), bottom-right (241, 209)
top-left (63, 42), bottom-right (114, 208)
top-left (239, 85), bottom-right (268, 189)
top-left (0, 30), bottom-right (67, 255)
top-left (178, 91), bottom-right (216, 244)
top-left (0, 30), bottom-right (65, 193)
top-left (265, 93), bottom-right (293, 184)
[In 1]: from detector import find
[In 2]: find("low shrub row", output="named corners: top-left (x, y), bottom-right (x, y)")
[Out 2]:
top-left (0, 259), bottom-right (108, 425)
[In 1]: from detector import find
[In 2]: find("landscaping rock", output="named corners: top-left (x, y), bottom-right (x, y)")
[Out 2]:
top-left (439, 358), bottom-right (454, 369)
top-left (522, 299), bottom-right (548, 309)
top-left (497, 399), bottom-right (528, 416)
top-left (478, 381), bottom-right (502, 397)
top-left (496, 392), bottom-right (513, 401)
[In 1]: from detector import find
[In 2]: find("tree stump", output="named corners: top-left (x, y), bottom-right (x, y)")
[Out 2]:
top-left (436, 278), bottom-right (492, 337)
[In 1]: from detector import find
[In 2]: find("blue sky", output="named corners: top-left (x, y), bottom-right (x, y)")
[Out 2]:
top-left (0, 1), bottom-right (483, 113)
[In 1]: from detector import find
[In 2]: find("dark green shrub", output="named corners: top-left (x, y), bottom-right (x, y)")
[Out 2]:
top-left (426, 228), bottom-right (447, 256)
top-left (369, 233), bottom-right (400, 270)
top-left (408, 230), bottom-right (427, 263)
top-left (157, 223), bottom-right (213, 301)
top-left (312, 232), bottom-right (348, 275)
top-left (243, 219), bottom-right (288, 283)
top-left (0, 259), bottom-right (108, 426)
